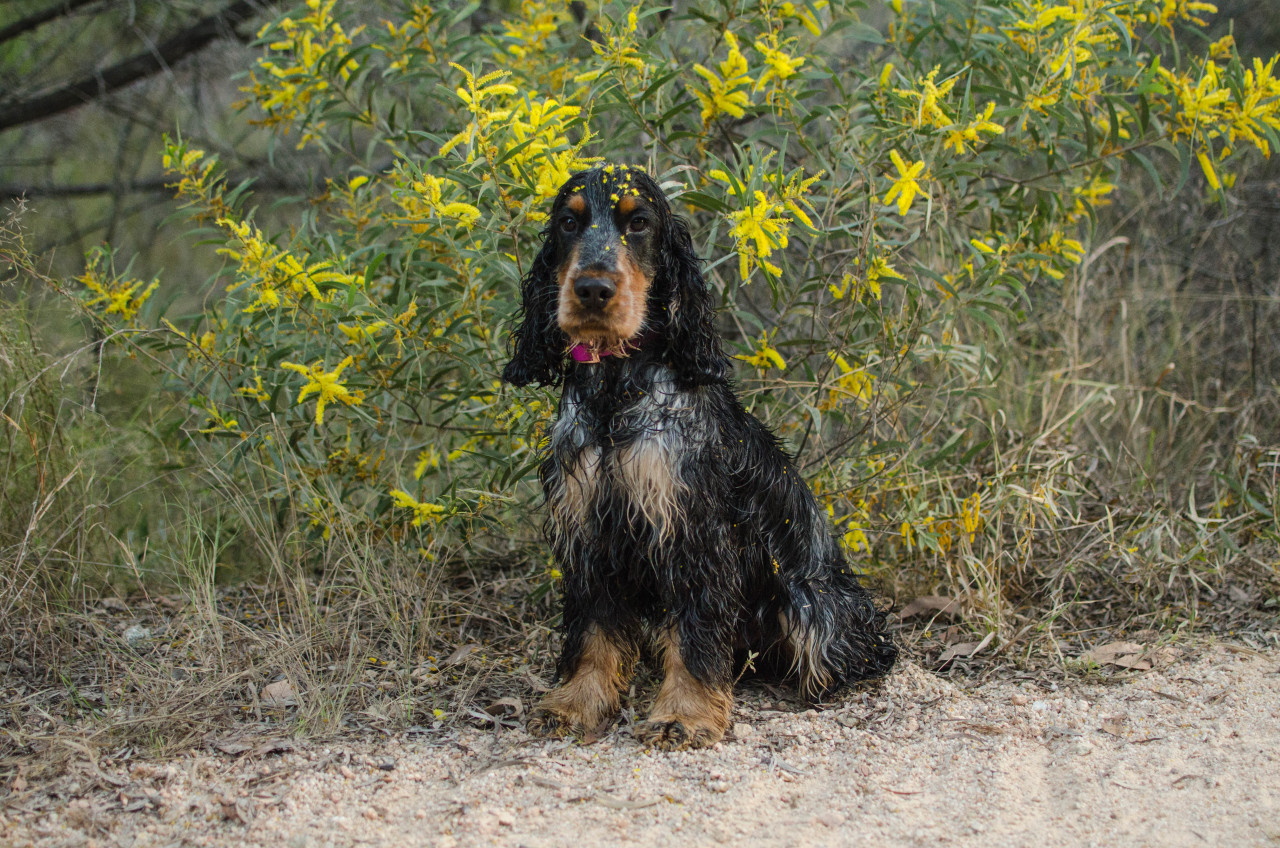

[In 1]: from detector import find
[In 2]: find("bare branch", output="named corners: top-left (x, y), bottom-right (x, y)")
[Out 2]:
top-left (0, 0), bottom-right (262, 133)
top-left (0, 174), bottom-right (301, 199)
top-left (0, 0), bottom-right (104, 46)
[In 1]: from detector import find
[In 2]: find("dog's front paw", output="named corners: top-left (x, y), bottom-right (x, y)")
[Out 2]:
top-left (526, 696), bottom-right (618, 741)
top-left (526, 709), bottom-right (570, 738)
top-left (636, 714), bottom-right (725, 750)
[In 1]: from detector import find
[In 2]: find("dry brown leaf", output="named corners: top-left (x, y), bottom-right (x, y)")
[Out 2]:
top-left (443, 643), bottom-right (480, 666)
top-left (486, 697), bottom-right (524, 718)
top-left (261, 680), bottom-right (297, 707)
top-left (1082, 641), bottom-right (1146, 667)
top-left (897, 595), bottom-right (962, 621)
top-left (255, 739), bottom-right (294, 757)
top-left (938, 631), bottom-right (995, 663)
top-left (1111, 655), bottom-right (1153, 671)
top-left (1100, 715), bottom-right (1127, 737)
top-left (210, 738), bottom-right (254, 755)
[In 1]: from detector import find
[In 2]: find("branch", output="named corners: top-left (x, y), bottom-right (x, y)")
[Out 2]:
top-left (0, 174), bottom-right (302, 199)
top-left (0, 0), bottom-right (104, 46)
top-left (0, 0), bottom-right (260, 133)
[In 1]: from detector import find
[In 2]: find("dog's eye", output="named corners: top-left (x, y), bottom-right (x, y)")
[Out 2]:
top-left (559, 215), bottom-right (579, 234)
top-left (628, 216), bottom-right (650, 234)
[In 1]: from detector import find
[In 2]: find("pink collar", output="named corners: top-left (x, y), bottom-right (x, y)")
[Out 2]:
top-left (568, 335), bottom-right (647, 364)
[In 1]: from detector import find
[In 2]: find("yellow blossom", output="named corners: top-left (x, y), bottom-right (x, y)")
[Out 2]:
top-left (390, 489), bottom-right (446, 526)
top-left (414, 446), bottom-right (441, 479)
top-left (575, 4), bottom-right (649, 82)
top-left (943, 102), bottom-right (1005, 154)
top-left (691, 32), bottom-right (754, 125)
top-left (883, 150), bottom-right (927, 216)
top-left (281, 356), bottom-right (363, 425)
top-left (735, 334), bottom-right (787, 370)
top-left (895, 66), bottom-right (957, 129)
top-left (77, 251), bottom-right (159, 324)
top-left (244, 0), bottom-right (362, 148)
top-left (753, 35), bottom-right (805, 92)
top-left (823, 352), bottom-right (875, 409)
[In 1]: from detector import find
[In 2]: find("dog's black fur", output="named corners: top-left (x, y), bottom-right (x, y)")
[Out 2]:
top-left (503, 166), bottom-right (897, 749)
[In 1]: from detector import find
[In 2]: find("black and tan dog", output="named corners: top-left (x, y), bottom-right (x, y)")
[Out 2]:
top-left (502, 165), bottom-right (897, 750)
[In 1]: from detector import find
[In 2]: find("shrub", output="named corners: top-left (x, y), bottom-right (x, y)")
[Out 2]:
top-left (58, 0), bottom-right (1280, 635)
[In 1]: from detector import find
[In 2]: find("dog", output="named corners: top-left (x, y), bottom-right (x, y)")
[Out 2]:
top-left (502, 165), bottom-right (897, 749)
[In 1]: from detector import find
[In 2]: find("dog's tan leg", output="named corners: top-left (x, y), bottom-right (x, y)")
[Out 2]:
top-left (528, 624), bottom-right (634, 739)
top-left (637, 626), bottom-right (732, 750)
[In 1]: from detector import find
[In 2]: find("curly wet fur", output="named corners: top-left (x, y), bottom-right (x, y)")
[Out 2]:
top-left (503, 167), bottom-right (897, 749)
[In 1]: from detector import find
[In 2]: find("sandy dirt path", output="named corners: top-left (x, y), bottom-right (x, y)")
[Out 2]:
top-left (4, 643), bottom-right (1279, 847)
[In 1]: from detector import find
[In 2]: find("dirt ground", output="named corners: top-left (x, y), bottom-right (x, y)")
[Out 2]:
top-left (2, 641), bottom-right (1278, 848)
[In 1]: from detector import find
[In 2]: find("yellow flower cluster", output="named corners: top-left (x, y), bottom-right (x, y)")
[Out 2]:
top-left (711, 165), bottom-right (821, 280)
top-left (162, 144), bottom-right (225, 221)
top-left (390, 489), bottom-right (446, 526)
top-left (943, 102), bottom-right (1005, 154)
top-left (773, 0), bottom-right (825, 36)
top-left (1149, 0), bottom-right (1218, 28)
top-left (439, 65), bottom-right (596, 217)
top-left (244, 0), bottom-right (362, 148)
top-left (503, 96), bottom-right (597, 213)
top-left (76, 249), bottom-right (158, 324)
top-left (895, 66), bottom-right (958, 129)
top-left (692, 33), bottom-right (755, 125)
top-left (829, 256), bottom-right (903, 301)
top-left (901, 492), bottom-right (983, 555)
top-left (218, 218), bottom-right (366, 313)
top-left (753, 33), bottom-right (806, 96)
top-left (1158, 57), bottom-right (1280, 188)
top-left (501, 0), bottom-right (563, 60)
top-left (883, 149), bottom-right (927, 216)
top-left (822, 352), bottom-right (875, 410)
top-left (281, 356), bottom-right (364, 425)
top-left (393, 172), bottom-right (481, 231)
top-left (735, 333), bottom-right (787, 371)
top-left (377, 3), bottom-right (435, 73)
top-left (574, 6), bottom-right (648, 83)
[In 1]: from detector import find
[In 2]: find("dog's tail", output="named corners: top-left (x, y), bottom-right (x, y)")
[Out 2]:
top-left (778, 561), bottom-right (898, 698)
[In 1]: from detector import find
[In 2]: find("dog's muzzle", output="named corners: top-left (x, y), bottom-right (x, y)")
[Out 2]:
top-left (573, 275), bottom-right (616, 309)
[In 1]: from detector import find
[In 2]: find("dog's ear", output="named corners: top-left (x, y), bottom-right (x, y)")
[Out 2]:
top-left (661, 214), bottom-right (728, 386)
top-left (502, 236), bottom-right (566, 387)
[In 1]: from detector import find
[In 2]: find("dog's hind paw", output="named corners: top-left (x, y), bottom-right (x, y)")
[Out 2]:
top-left (636, 717), bottom-right (724, 751)
top-left (528, 708), bottom-right (616, 743)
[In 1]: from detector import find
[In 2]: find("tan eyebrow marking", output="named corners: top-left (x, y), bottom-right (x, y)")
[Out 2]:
top-left (617, 195), bottom-right (638, 215)
top-left (567, 194), bottom-right (586, 214)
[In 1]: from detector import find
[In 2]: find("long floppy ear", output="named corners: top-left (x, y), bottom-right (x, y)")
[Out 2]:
top-left (661, 214), bottom-right (728, 386)
top-left (502, 236), bottom-right (567, 387)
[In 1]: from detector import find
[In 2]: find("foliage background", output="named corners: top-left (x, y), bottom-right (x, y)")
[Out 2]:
top-left (2, 0), bottom-right (1278, 753)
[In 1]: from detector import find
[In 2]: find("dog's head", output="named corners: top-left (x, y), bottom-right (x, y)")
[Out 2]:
top-left (502, 166), bottom-right (727, 388)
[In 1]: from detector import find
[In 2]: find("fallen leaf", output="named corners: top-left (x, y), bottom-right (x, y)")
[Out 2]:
top-left (938, 641), bottom-right (982, 662)
top-left (1100, 715), bottom-right (1127, 737)
top-left (260, 680), bottom-right (297, 707)
top-left (443, 643), bottom-right (480, 666)
top-left (1111, 655), bottom-right (1152, 671)
top-left (897, 595), bottom-right (962, 621)
top-left (937, 630), bottom-right (995, 663)
top-left (1082, 641), bottom-right (1149, 669)
top-left (210, 738), bottom-right (254, 755)
top-left (486, 696), bottom-right (524, 718)
top-left (255, 739), bottom-right (294, 757)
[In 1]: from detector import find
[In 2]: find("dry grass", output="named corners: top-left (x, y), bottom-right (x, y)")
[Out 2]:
top-left (2, 175), bottom-right (1280, 787)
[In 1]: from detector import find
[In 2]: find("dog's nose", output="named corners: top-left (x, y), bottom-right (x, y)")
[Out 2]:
top-left (574, 276), bottom-right (615, 308)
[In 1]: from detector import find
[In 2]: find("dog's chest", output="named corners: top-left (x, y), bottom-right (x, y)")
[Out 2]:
top-left (548, 372), bottom-right (701, 535)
